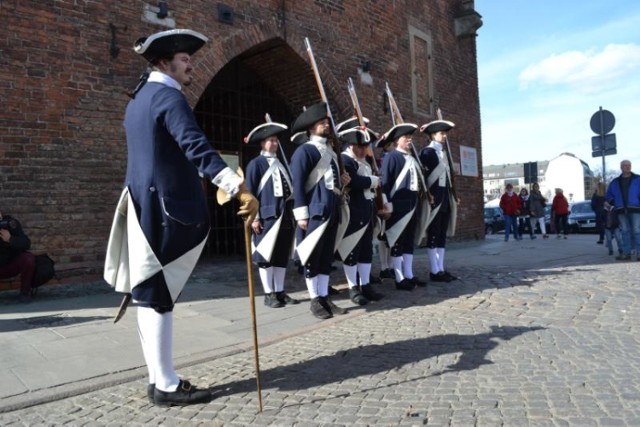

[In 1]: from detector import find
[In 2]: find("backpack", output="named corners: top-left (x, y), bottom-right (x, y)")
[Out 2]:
top-left (31, 253), bottom-right (56, 294)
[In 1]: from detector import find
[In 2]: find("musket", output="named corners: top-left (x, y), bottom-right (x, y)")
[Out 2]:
top-left (265, 113), bottom-right (293, 180)
top-left (303, 37), bottom-right (345, 182)
top-left (436, 108), bottom-right (459, 201)
top-left (384, 82), bottom-right (429, 197)
top-left (347, 77), bottom-right (385, 212)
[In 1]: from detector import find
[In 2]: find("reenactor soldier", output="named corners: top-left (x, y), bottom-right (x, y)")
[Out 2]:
top-left (244, 121), bottom-right (299, 308)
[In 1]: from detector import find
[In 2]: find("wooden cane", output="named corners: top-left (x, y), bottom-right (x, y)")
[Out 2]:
top-left (243, 211), bottom-right (263, 412)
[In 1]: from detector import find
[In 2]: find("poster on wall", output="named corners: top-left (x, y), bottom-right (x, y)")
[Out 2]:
top-left (459, 145), bottom-right (478, 177)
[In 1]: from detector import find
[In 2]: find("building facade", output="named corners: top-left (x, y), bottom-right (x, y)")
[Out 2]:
top-left (0, 0), bottom-right (484, 284)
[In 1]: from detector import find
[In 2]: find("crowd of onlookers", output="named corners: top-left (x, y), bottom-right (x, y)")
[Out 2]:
top-left (496, 159), bottom-right (639, 261)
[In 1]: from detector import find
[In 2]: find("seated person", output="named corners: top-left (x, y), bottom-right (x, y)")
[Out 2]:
top-left (0, 211), bottom-right (36, 303)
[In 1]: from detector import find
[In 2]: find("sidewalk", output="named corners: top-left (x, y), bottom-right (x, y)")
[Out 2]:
top-left (0, 233), bottom-right (621, 413)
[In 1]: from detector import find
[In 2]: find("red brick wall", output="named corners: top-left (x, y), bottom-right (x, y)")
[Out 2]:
top-left (0, 0), bottom-right (483, 287)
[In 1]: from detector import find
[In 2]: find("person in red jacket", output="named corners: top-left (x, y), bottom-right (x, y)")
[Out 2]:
top-left (552, 188), bottom-right (570, 239)
top-left (499, 184), bottom-right (522, 241)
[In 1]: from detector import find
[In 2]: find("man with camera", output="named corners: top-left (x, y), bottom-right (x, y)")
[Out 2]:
top-left (0, 211), bottom-right (36, 303)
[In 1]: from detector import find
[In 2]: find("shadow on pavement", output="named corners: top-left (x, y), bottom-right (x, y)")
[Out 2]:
top-left (0, 315), bottom-right (111, 333)
top-left (210, 324), bottom-right (545, 400)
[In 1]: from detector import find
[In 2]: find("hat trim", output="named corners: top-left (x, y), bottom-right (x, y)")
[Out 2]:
top-left (244, 122), bottom-right (288, 144)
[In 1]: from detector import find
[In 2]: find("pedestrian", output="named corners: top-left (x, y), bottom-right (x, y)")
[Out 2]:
top-left (244, 121), bottom-right (299, 308)
top-left (551, 188), bottom-right (570, 239)
top-left (379, 122), bottom-right (423, 290)
top-left (602, 204), bottom-right (623, 256)
top-left (336, 127), bottom-right (386, 305)
top-left (591, 182), bottom-right (606, 244)
top-left (0, 211), bottom-right (36, 303)
top-left (290, 102), bottom-right (351, 319)
top-left (605, 159), bottom-right (640, 260)
top-left (499, 184), bottom-right (522, 241)
top-left (518, 188), bottom-right (536, 240)
top-left (419, 119), bottom-right (459, 282)
top-left (529, 182), bottom-right (548, 239)
top-left (103, 29), bottom-right (258, 407)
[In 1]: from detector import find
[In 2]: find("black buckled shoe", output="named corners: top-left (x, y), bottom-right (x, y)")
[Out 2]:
top-left (276, 291), bottom-right (300, 305)
top-left (395, 279), bottom-right (415, 291)
top-left (324, 296), bottom-right (348, 315)
top-left (349, 286), bottom-right (369, 306)
top-left (328, 285), bottom-right (340, 295)
top-left (410, 277), bottom-right (427, 287)
top-left (430, 272), bottom-right (452, 283)
top-left (311, 297), bottom-right (332, 319)
top-left (264, 292), bottom-right (285, 308)
top-left (443, 271), bottom-right (458, 281)
top-left (153, 380), bottom-right (212, 407)
top-left (360, 284), bottom-right (384, 301)
top-left (147, 384), bottom-right (155, 403)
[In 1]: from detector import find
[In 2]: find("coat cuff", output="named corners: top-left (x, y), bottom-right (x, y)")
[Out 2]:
top-left (293, 206), bottom-right (309, 221)
top-left (369, 176), bottom-right (380, 189)
top-left (212, 167), bottom-right (243, 198)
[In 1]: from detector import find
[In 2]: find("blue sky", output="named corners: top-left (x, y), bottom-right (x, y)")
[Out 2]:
top-left (475, 0), bottom-right (640, 176)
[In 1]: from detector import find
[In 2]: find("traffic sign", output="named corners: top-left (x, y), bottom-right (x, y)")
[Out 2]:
top-left (591, 133), bottom-right (617, 151)
top-left (590, 109), bottom-right (615, 135)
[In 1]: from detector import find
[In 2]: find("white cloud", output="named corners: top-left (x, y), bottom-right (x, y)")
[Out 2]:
top-left (518, 43), bottom-right (640, 93)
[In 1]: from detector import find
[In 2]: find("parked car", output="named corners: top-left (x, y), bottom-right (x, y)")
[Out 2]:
top-left (484, 206), bottom-right (504, 234)
top-left (568, 201), bottom-right (597, 233)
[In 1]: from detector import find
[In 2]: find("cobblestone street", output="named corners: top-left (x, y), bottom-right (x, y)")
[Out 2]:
top-left (1, 235), bottom-right (639, 426)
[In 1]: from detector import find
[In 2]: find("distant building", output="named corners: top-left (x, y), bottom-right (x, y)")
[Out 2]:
top-left (484, 153), bottom-right (596, 203)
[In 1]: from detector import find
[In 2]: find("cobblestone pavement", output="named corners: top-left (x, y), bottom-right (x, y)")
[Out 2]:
top-left (1, 236), bottom-right (639, 426)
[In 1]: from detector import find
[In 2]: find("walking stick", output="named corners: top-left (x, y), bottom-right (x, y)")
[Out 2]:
top-left (242, 210), bottom-right (263, 412)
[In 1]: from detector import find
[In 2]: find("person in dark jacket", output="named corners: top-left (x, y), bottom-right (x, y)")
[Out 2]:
top-left (0, 211), bottom-right (36, 303)
top-left (605, 159), bottom-right (640, 260)
top-left (103, 29), bottom-right (257, 407)
top-left (245, 121), bottom-right (299, 308)
top-left (591, 182), bottom-right (606, 244)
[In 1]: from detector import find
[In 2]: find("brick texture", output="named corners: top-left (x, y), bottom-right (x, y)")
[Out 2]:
top-left (0, 0), bottom-right (483, 288)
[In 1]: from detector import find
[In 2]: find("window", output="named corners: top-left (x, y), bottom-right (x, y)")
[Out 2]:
top-left (409, 26), bottom-right (434, 117)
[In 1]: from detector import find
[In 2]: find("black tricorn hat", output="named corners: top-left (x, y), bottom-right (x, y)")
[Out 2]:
top-left (379, 123), bottom-right (418, 144)
top-left (420, 120), bottom-right (455, 135)
top-left (338, 128), bottom-right (370, 146)
top-left (336, 116), bottom-right (369, 133)
top-left (291, 102), bottom-right (328, 134)
top-left (134, 29), bottom-right (208, 63)
top-left (244, 122), bottom-right (288, 145)
top-left (291, 131), bottom-right (309, 146)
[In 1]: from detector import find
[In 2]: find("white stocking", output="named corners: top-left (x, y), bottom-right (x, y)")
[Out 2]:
top-left (137, 306), bottom-right (180, 392)
top-left (305, 276), bottom-right (319, 298)
top-left (427, 248), bottom-right (439, 273)
top-left (392, 256), bottom-right (404, 282)
top-left (273, 267), bottom-right (286, 292)
top-left (343, 264), bottom-right (358, 288)
top-left (317, 274), bottom-right (330, 297)
top-left (402, 254), bottom-right (414, 279)
top-left (357, 263), bottom-right (371, 286)
top-left (258, 267), bottom-right (274, 293)
top-left (436, 248), bottom-right (445, 272)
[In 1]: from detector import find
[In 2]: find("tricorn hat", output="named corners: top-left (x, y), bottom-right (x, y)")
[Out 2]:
top-left (420, 120), bottom-right (455, 135)
top-left (244, 122), bottom-right (288, 145)
top-left (336, 116), bottom-right (369, 133)
top-left (134, 29), bottom-right (208, 63)
top-left (379, 123), bottom-right (418, 145)
top-left (338, 128), bottom-right (370, 146)
top-left (291, 102), bottom-right (328, 134)
top-left (291, 131), bottom-right (309, 146)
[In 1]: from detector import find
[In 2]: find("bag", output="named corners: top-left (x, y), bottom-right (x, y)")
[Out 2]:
top-left (32, 253), bottom-right (56, 290)
top-left (605, 209), bottom-right (618, 229)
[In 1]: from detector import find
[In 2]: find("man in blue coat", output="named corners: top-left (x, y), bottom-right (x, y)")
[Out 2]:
top-left (104, 29), bottom-right (257, 407)
top-left (419, 120), bottom-right (458, 282)
top-left (605, 159), bottom-right (640, 260)
top-left (245, 121), bottom-right (299, 308)
top-left (336, 127), bottom-right (385, 305)
top-left (290, 102), bottom-right (350, 319)
top-left (379, 123), bottom-right (423, 290)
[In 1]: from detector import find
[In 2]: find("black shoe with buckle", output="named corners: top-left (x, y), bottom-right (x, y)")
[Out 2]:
top-left (443, 271), bottom-right (458, 281)
top-left (349, 286), bottom-right (369, 306)
top-left (324, 296), bottom-right (348, 315)
top-left (395, 279), bottom-right (415, 291)
top-left (276, 291), bottom-right (300, 305)
top-left (410, 277), bottom-right (427, 287)
top-left (328, 285), bottom-right (340, 295)
top-left (153, 380), bottom-right (212, 407)
top-left (264, 292), bottom-right (285, 308)
top-left (310, 297), bottom-right (332, 319)
top-left (430, 272), bottom-right (452, 282)
top-left (147, 384), bottom-right (155, 403)
top-left (360, 283), bottom-right (384, 301)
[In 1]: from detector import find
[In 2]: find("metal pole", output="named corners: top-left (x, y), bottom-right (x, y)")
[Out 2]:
top-left (599, 106), bottom-right (606, 185)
